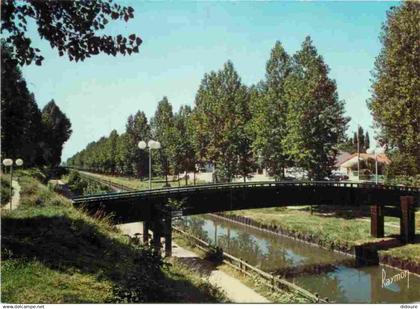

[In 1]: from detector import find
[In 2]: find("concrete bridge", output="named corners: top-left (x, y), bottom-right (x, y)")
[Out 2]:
top-left (72, 181), bottom-right (419, 256)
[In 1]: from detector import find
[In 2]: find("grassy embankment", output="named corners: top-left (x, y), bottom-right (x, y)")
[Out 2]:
top-left (1, 171), bottom-right (226, 303)
top-left (71, 171), bottom-right (420, 267)
top-left (76, 170), bottom-right (203, 190)
top-left (1, 174), bottom-right (13, 206)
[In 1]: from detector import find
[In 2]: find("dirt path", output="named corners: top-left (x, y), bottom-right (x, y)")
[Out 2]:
top-left (3, 180), bottom-right (21, 210)
top-left (117, 222), bottom-right (269, 303)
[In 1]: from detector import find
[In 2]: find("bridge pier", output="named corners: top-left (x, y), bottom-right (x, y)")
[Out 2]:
top-left (164, 216), bottom-right (172, 257)
top-left (152, 225), bottom-right (162, 254)
top-left (147, 208), bottom-right (173, 257)
top-left (143, 220), bottom-right (150, 244)
top-left (400, 196), bottom-right (415, 243)
top-left (370, 204), bottom-right (384, 238)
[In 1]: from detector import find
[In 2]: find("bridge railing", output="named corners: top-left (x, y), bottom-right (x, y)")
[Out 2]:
top-left (78, 172), bottom-right (135, 192)
top-left (72, 179), bottom-right (419, 204)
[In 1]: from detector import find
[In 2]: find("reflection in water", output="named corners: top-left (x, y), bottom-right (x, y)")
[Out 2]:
top-left (177, 215), bottom-right (420, 303)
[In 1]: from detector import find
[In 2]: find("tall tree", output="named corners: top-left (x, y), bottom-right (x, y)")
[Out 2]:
top-left (283, 37), bottom-right (349, 180)
top-left (1, 43), bottom-right (45, 166)
top-left (115, 133), bottom-right (131, 175)
top-left (104, 130), bottom-right (118, 174)
top-left (192, 61), bottom-right (253, 182)
top-left (151, 97), bottom-right (174, 185)
top-left (126, 111), bottom-right (151, 178)
top-left (1, 0), bottom-right (142, 65)
top-left (364, 131), bottom-right (370, 151)
top-left (171, 105), bottom-right (197, 185)
top-left (41, 100), bottom-right (72, 166)
top-left (249, 41), bottom-right (291, 179)
top-left (338, 126), bottom-right (371, 154)
top-left (368, 1), bottom-right (420, 175)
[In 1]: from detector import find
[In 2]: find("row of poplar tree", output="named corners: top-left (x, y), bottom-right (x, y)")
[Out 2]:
top-left (67, 1), bottom-right (420, 182)
top-left (67, 37), bottom-right (349, 181)
top-left (1, 43), bottom-right (72, 167)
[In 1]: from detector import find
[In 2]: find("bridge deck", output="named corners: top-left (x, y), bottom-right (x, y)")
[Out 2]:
top-left (70, 181), bottom-right (419, 224)
top-left (72, 181), bottom-right (419, 204)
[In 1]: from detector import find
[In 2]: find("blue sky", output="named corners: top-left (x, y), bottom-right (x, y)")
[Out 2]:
top-left (21, 1), bottom-right (398, 161)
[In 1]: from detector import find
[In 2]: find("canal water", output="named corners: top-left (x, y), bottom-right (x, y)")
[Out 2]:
top-left (177, 214), bottom-right (420, 303)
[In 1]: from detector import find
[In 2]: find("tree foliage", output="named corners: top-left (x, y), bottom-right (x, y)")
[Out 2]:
top-left (41, 100), bottom-right (72, 167)
top-left (171, 105), bottom-right (197, 184)
top-left (368, 1), bottom-right (420, 175)
top-left (249, 41), bottom-right (291, 179)
top-left (68, 40), bottom-right (352, 182)
top-left (1, 43), bottom-right (72, 167)
top-left (192, 61), bottom-right (254, 182)
top-left (150, 97), bottom-right (175, 185)
top-left (1, 0), bottom-right (142, 65)
top-left (338, 126), bottom-right (370, 154)
top-left (283, 37), bottom-right (349, 179)
top-left (126, 111), bottom-right (151, 178)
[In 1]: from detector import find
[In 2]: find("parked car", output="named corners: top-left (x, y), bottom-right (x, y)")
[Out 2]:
top-left (325, 171), bottom-right (349, 181)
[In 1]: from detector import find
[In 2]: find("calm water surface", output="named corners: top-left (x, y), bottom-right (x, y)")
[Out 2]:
top-left (177, 214), bottom-right (420, 303)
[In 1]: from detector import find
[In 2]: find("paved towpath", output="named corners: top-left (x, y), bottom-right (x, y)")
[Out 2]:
top-left (117, 222), bottom-right (269, 303)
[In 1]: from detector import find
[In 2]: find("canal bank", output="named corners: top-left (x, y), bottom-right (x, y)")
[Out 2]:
top-left (219, 208), bottom-right (420, 275)
top-left (177, 214), bottom-right (420, 303)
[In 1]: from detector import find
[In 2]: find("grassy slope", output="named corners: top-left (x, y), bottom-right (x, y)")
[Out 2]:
top-left (380, 244), bottom-right (420, 264)
top-left (1, 174), bottom-right (226, 303)
top-left (78, 171), bottom-right (203, 190)
top-left (1, 174), bottom-right (12, 206)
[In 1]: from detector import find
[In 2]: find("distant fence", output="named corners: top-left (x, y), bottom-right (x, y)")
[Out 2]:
top-left (77, 172), bottom-right (135, 192)
top-left (173, 227), bottom-right (328, 303)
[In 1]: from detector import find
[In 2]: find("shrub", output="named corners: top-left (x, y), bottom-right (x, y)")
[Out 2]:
top-left (204, 246), bottom-right (224, 265)
top-left (1, 175), bottom-right (12, 205)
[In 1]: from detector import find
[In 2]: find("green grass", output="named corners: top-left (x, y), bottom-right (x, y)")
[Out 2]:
top-left (384, 211), bottom-right (420, 232)
top-left (218, 265), bottom-right (310, 304)
top-left (229, 207), bottom-right (399, 250)
top-left (1, 173), bottom-right (225, 303)
top-left (78, 170), bottom-right (205, 190)
top-left (1, 174), bottom-right (12, 206)
top-left (1, 260), bottom-right (112, 303)
top-left (379, 244), bottom-right (420, 264)
top-left (164, 261), bottom-right (228, 302)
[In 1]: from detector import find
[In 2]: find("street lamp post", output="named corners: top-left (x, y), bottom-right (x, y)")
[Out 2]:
top-left (2, 158), bottom-right (23, 209)
top-left (138, 140), bottom-right (161, 190)
top-left (367, 147), bottom-right (385, 184)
